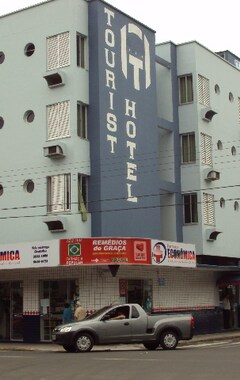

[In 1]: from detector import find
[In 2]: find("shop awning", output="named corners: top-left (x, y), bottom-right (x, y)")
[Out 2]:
top-left (217, 274), bottom-right (240, 287)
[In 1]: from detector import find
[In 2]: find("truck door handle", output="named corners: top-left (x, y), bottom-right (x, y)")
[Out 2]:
top-left (124, 322), bottom-right (129, 326)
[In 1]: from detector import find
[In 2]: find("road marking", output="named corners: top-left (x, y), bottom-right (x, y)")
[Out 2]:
top-left (180, 341), bottom-right (231, 349)
top-left (0, 355), bottom-right (33, 358)
top-left (93, 357), bottom-right (161, 362)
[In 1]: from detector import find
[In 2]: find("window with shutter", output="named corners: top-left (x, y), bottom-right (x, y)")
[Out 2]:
top-left (203, 193), bottom-right (215, 225)
top-left (238, 97), bottom-right (240, 125)
top-left (178, 75), bottom-right (193, 104)
top-left (198, 75), bottom-right (210, 106)
top-left (181, 133), bottom-right (196, 163)
top-left (77, 33), bottom-right (86, 68)
top-left (183, 193), bottom-right (198, 224)
top-left (47, 32), bottom-right (70, 71)
top-left (47, 174), bottom-right (71, 212)
top-left (78, 174), bottom-right (88, 222)
top-left (77, 103), bottom-right (88, 139)
top-left (200, 133), bottom-right (212, 165)
top-left (47, 101), bottom-right (70, 140)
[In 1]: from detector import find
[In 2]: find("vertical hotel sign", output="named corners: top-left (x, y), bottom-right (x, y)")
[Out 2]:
top-left (103, 6), bottom-right (152, 203)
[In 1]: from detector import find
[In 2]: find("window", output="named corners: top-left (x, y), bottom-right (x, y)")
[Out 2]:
top-left (78, 174), bottom-right (88, 221)
top-left (77, 33), bottom-right (86, 68)
top-left (77, 103), bottom-right (87, 138)
top-left (0, 52), bottom-right (5, 64)
top-left (23, 180), bottom-right (34, 193)
top-left (229, 92), bottom-right (234, 103)
top-left (47, 174), bottom-right (71, 212)
top-left (217, 140), bottom-right (223, 150)
top-left (238, 98), bottom-right (240, 125)
top-left (234, 201), bottom-right (239, 211)
top-left (203, 193), bottom-right (215, 226)
top-left (198, 75), bottom-right (210, 106)
top-left (214, 84), bottom-right (220, 94)
top-left (47, 32), bottom-right (70, 71)
top-left (183, 193), bottom-right (198, 224)
top-left (181, 133), bottom-right (196, 163)
top-left (24, 110), bottom-right (35, 123)
top-left (24, 43), bottom-right (35, 57)
top-left (47, 101), bottom-right (70, 140)
top-left (220, 198), bottom-right (225, 208)
top-left (0, 117), bottom-right (4, 129)
top-left (200, 133), bottom-right (212, 165)
top-left (179, 74), bottom-right (193, 104)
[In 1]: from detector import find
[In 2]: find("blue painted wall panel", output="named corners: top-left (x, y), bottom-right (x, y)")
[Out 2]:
top-left (88, 1), bottom-right (160, 238)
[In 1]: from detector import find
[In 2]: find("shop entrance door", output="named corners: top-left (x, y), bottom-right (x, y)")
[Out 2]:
top-left (119, 279), bottom-right (152, 312)
top-left (0, 282), bottom-right (23, 341)
top-left (219, 285), bottom-right (240, 329)
top-left (40, 280), bottom-right (77, 341)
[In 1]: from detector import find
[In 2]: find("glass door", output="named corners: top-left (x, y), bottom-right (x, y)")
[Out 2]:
top-left (0, 283), bottom-right (10, 340)
top-left (11, 282), bottom-right (23, 340)
top-left (0, 282), bottom-right (23, 341)
top-left (40, 280), bottom-right (77, 341)
top-left (119, 279), bottom-right (153, 312)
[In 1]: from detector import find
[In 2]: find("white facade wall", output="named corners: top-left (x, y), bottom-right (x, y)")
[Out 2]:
top-left (0, 266), bottom-right (219, 313)
top-left (157, 41), bottom-right (240, 259)
top-left (0, 0), bottom-right (91, 244)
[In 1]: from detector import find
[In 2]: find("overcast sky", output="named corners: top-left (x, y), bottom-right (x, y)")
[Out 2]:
top-left (0, 0), bottom-right (239, 57)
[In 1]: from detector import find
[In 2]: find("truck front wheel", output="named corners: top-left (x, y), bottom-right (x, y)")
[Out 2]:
top-left (143, 342), bottom-right (160, 350)
top-left (160, 330), bottom-right (178, 350)
top-left (74, 333), bottom-right (94, 352)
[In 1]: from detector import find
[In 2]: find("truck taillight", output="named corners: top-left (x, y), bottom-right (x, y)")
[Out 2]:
top-left (190, 315), bottom-right (195, 329)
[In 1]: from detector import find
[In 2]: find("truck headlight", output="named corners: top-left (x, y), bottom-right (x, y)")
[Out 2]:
top-left (60, 326), bottom-right (72, 332)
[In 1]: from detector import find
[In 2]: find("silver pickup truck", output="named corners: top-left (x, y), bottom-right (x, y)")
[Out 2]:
top-left (52, 303), bottom-right (194, 352)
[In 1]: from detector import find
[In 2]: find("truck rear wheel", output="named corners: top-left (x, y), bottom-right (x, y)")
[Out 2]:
top-left (160, 330), bottom-right (178, 350)
top-left (143, 342), bottom-right (159, 350)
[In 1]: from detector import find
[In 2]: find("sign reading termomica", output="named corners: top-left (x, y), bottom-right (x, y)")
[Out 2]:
top-left (0, 240), bottom-right (59, 269)
top-left (151, 240), bottom-right (196, 268)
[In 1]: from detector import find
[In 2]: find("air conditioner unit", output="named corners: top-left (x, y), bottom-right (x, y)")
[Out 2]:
top-left (43, 145), bottom-right (65, 158)
top-left (207, 170), bottom-right (220, 181)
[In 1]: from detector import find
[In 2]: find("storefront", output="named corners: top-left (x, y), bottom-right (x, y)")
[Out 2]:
top-left (0, 237), bottom-right (223, 342)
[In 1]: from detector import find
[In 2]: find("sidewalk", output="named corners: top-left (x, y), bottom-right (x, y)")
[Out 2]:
top-left (0, 330), bottom-right (240, 352)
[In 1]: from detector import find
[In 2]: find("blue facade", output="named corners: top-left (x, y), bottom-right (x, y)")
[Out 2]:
top-left (88, 1), bottom-right (161, 238)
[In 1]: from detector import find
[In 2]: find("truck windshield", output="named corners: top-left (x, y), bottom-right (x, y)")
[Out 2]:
top-left (85, 306), bottom-right (111, 320)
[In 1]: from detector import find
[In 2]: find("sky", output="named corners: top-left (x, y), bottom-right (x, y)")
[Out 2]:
top-left (0, 0), bottom-right (239, 57)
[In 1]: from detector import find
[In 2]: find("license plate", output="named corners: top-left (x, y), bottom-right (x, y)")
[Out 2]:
top-left (52, 334), bottom-right (56, 341)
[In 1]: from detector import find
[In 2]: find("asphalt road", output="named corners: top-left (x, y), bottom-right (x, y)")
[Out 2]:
top-left (1, 340), bottom-right (240, 380)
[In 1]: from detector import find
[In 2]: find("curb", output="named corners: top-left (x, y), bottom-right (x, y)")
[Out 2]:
top-left (0, 332), bottom-right (240, 352)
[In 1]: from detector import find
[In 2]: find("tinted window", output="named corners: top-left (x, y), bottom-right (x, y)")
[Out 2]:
top-left (132, 306), bottom-right (140, 319)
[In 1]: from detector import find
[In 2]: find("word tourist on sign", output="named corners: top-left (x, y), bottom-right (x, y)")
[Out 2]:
top-left (104, 7), bottom-right (151, 203)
